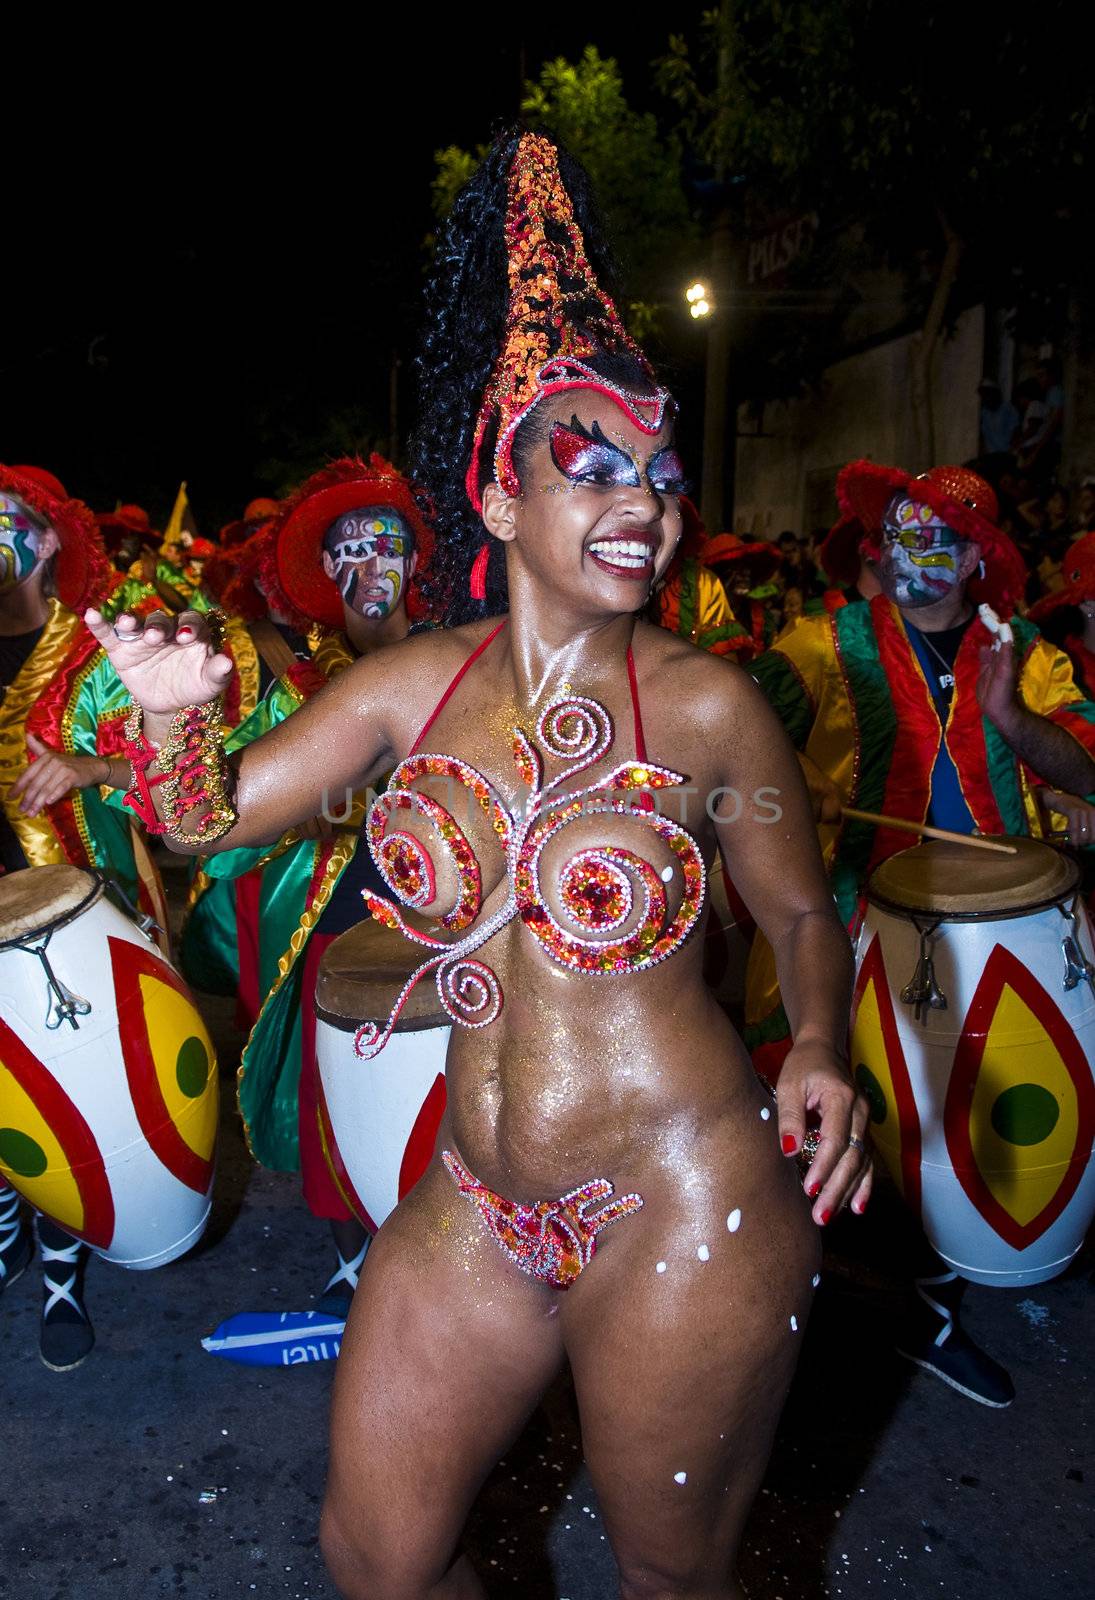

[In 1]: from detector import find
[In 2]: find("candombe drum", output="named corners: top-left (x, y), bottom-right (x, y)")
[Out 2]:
top-left (315, 917), bottom-right (450, 1232)
top-left (851, 838), bottom-right (1095, 1287)
top-left (0, 864), bottom-right (218, 1267)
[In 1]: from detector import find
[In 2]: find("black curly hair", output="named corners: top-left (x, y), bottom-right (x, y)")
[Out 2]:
top-left (409, 126), bottom-right (664, 629)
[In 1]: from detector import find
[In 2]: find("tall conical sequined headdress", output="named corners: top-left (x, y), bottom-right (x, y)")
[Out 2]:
top-left (465, 133), bottom-right (673, 516)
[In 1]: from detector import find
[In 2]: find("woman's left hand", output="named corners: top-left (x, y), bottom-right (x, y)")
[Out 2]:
top-left (776, 1038), bottom-right (873, 1226)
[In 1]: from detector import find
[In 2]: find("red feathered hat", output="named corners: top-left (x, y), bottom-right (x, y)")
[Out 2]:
top-left (818, 515), bottom-right (869, 588)
top-left (1028, 533), bottom-right (1095, 623)
top-left (262, 455), bottom-right (435, 631)
top-left (219, 497), bottom-right (281, 548)
top-left (837, 460), bottom-right (1026, 615)
top-left (1, 463), bottom-right (112, 612)
top-left (95, 504), bottom-right (160, 573)
top-left (702, 532), bottom-right (782, 585)
top-left (204, 526), bottom-right (271, 622)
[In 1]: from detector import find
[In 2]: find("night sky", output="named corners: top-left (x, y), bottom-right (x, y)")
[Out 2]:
top-left (6, 16), bottom-right (706, 532)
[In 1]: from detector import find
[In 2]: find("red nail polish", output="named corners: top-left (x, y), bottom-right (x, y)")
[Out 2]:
top-left (806, 1183), bottom-right (820, 1199)
top-left (781, 1134), bottom-right (797, 1155)
top-left (820, 1209), bottom-right (832, 1225)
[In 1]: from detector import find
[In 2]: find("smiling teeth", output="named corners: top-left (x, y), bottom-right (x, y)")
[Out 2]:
top-left (589, 540), bottom-right (653, 567)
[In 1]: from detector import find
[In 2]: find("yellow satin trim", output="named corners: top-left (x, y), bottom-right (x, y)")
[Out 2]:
top-left (0, 600), bottom-right (83, 867)
top-left (1016, 636), bottom-right (1089, 834)
top-left (235, 828), bottom-right (359, 1157)
top-left (310, 627), bottom-right (355, 680)
top-left (224, 616), bottom-right (260, 727)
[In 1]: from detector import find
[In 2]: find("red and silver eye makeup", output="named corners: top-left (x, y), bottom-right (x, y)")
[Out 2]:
top-left (550, 419), bottom-right (642, 488)
top-left (549, 418), bottom-right (691, 499)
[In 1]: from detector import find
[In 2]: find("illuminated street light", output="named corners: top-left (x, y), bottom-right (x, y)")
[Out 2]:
top-left (689, 298), bottom-right (711, 319)
top-left (686, 281), bottom-right (713, 318)
top-left (686, 282), bottom-right (707, 303)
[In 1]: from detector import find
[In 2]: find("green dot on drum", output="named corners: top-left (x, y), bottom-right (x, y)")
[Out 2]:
top-left (855, 1063), bottom-right (887, 1125)
top-left (0, 1127), bottom-right (48, 1178)
top-left (990, 1083), bottom-right (1060, 1147)
top-left (175, 1037), bottom-right (210, 1099)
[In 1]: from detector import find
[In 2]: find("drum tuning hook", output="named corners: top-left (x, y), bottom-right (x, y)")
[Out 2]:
top-left (19, 936), bottom-right (93, 1031)
top-left (1059, 901), bottom-right (1095, 996)
top-left (900, 924), bottom-right (947, 1021)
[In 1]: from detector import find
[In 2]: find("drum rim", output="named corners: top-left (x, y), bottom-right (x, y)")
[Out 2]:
top-left (0, 869), bottom-right (104, 951)
top-left (314, 1001), bottom-right (451, 1035)
top-left (866, 880), bottom-right (1082, 924)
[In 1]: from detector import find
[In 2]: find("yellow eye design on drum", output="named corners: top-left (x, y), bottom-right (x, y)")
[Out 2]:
top-left (945, 945), bottom-right (1095, 1250)
top-left (0, 1016), bottom-right (116, 1247)
top-left (109, 936), bottom-right (218, 1196)
top-left (850, 935), bottom-right (923, 1212)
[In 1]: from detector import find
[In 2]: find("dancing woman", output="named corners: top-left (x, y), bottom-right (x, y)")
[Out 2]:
top-left (86, 132), bottom-right (870, 1599)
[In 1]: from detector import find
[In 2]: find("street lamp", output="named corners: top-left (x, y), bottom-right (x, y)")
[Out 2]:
top-left (686, 281), bottom-right (712, 319)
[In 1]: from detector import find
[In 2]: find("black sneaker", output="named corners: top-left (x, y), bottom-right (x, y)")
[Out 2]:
top-left (0, 1188), bottom-right (32, 1295)
top-left (897, 1318), bottom-right (1015, 1408)
top-left (38, 1227), bottom-right (95, 1373)
top-left (313, 1237), bottom-right (370, 1322)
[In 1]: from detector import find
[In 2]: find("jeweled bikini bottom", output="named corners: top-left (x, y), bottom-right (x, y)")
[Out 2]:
top-left (441, 1148), bottom-right (643, 1290)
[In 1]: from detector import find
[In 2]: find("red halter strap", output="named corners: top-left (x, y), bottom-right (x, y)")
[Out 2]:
top-left (409, 619), bottom-right (508, 756)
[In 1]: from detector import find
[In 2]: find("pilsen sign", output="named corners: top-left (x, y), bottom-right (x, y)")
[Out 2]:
top-left (746, 213), bottom-right (820, 287)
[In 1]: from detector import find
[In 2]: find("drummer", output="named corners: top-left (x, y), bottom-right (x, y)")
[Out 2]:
top-left (182, 457), bottom-right (435, 1325)
top-left (749, 459), bottom-right (1095, 1407)
top-left (0, 464), bottom-right (146, 1370)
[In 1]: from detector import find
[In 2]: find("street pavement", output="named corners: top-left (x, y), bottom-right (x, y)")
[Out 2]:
top-left (3, 939), bottom-right (1093, 1598)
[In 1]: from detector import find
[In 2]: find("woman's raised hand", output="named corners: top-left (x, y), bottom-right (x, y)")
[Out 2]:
top-left (83, 608), bottom-right (234, 718)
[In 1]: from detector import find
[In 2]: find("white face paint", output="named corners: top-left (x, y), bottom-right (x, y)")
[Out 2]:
top-left (878, 493), bottom-right (967, 609)
top-left (0, 494), bottom-right (44, 594)
top-left (322, 507), bottom-right (412, 619)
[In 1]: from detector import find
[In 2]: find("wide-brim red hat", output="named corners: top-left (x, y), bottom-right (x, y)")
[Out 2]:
top-left (1028, 533), bottom-right (1095, 623)
top-left (837, 460), bottom-right (1027, 615)
top-left (702, 532), bottom-right (782, 585)
top-left (819, 514), bottom-right (869, 588)
top-left (1, 463), bottom-right (112, 612)
top-left (262, 455), bottom-right (435, 631)
top-left (96, 504), bottom-right (154, 542)
top-left (204, 526), bottom-right (270, 622)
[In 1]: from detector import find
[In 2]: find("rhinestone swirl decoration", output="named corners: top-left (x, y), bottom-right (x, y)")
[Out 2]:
top-left (354, 693), bottom-right (706, 1058)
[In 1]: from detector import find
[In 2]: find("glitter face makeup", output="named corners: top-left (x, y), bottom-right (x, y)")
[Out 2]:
top-left (879, 493), bottom-right (966, 607)
top-left (322, 507), bottom-right (412, 618)
top-left (0, 494), bottom-right (44, 593)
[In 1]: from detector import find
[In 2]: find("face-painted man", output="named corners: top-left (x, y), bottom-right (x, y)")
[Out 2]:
top-left (0, 493), bottom-right (47, 594)
top-left (320, 506), bottom-right (416, 620)
top-left (878, 493), bottom-right (981, 610)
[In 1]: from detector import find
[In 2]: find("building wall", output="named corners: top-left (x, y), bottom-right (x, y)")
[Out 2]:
top-left (733, 305), bottom-right (985, 539)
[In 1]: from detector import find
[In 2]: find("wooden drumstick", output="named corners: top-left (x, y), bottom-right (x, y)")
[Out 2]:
top-left (840, 807), bottom-right (1019, 855)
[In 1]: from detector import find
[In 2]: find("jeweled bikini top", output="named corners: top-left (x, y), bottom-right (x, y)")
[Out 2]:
top-left (355, 621), bottom-right (706, 1058)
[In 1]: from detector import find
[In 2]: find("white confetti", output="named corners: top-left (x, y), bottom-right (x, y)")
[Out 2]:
top-left (812, 1273), bottom-right (821, 1287)
top-left (760, 1106), bottom-right (771, 1121)
top-left (790, 1315), bottom-right (799, 1332)
top-left (656, 1261), bottom-right (667, 1274)
top-left (727, 1208), bottom-right (742, 1233)
top-left (674, 1471), bottom-right (688, 1485)
top-left (697, 1244), bottom-right (710, 1261)
top-left (660, 865), bottom-right (674, 882)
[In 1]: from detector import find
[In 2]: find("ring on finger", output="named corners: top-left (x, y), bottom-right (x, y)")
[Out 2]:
top-left (847, 1133), bottom-right (867, 1154)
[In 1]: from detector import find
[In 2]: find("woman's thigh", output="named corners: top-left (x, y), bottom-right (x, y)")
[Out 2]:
top-left (322, 1156), bottom-right (565, 1591)
top-left (561, 1123), bottom-right (818, 1597)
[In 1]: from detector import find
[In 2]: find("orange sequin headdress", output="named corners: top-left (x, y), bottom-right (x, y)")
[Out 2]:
top-left (466, 132), bottom-right (673, 520)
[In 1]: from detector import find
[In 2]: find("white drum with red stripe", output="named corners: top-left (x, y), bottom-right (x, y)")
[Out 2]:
top-left (851, 838), bottom-right (1095, 1287)
top-left (0, 864), bottom-right (217, 1267)
top-left (315, 917), bottom-right (450, 1233)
